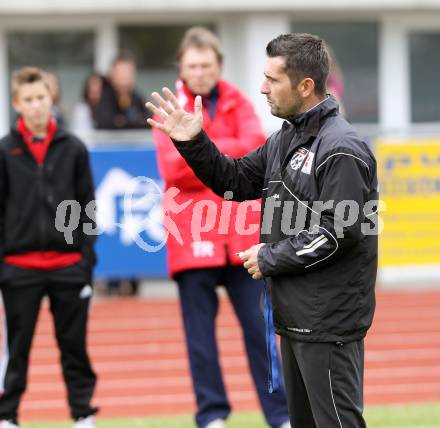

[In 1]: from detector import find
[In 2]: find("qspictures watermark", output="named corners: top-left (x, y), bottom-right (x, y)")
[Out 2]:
top-left (55, 176), bottom-right (385, 253)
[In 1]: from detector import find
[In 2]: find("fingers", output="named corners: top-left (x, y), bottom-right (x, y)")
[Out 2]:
top-left (146, 117), bottom-right (165, 131)
top-left (163, 87), bottom-right (182, 111)
top-left (247, 265), bottom-right (257, 275)
top-left (247, 264), bottom-right (262, 279)
top-left (243, 260), bottom-right (253, 270)
top-left (242, 258), bottom-right (263, 279)
top-left (236, 251), bottom-right (245, 260)
top-left (145, 101), bottom-right (167, 120)
top-left (147, 88), bottom-right (183, 120)
top-left (237, 246), bottom-right (263, 280)
top-left (237, 250), bottom-right (250, 261)
top-left (194, 95), bottom-right (203, 119)
top-left (152, 92), bottom-right (174, 115)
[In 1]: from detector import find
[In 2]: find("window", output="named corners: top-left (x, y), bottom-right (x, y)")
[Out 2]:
top-left (8, 31), bottom-right (94, 126)
top-left (291, 21), bottom-right (379, 123)
top-left (410, 32), bottom-right (440, 123)
top-left (118, 24), bottom-right (215, 95)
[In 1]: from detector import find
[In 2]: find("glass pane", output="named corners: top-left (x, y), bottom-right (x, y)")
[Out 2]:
top-left (410, 32), bottom-right (440, 123)
top-left (7, 32), bottom-right (94, 126)
top-left (118, 24), bottom-right (215, 95)
top-left (291, 21), bottom-right (379, 123)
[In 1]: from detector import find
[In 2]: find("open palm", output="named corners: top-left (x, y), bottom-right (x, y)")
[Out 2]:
top-left (146, 87), bottom-right (203, 141)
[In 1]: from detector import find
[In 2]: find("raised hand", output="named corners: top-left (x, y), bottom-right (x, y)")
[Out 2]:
top-left (146, 87), bottom-right (203, 141)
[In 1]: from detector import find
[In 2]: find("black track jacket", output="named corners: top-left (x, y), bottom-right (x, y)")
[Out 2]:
top-left (173, 96), bottom-right (378, 343)
top-left (0, 125), bottom-right (97, 286)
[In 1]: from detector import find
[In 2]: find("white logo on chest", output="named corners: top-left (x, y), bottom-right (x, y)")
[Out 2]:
top-left (290, 147), bottom-right (309, 170)
top-left (301, 151), bottom-right (315, 175)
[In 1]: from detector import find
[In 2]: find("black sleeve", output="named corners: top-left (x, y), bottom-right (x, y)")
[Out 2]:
top-left (75, 142), bottom-right (97, 271)
top-left (173, 130), bottom-right (268, 201)
top-left (258, 148), bottom-right (375, 276)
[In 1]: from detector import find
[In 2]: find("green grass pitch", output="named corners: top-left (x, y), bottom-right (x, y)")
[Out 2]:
top-left (21, 403), bottom-right (440, 427)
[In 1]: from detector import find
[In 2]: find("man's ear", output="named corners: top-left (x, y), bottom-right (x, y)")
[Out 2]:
top-left (298, 78), bottom-right (315, 98)
top-left (12, 98), bottom-right (20, 114)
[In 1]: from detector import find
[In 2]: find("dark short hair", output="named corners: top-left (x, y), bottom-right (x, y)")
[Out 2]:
top-left (266, 33), bottom-right (329, 96)
top-left (177, 27), bottom-right (223, 65)
top-left (11, 66), bottom-right (50, 98)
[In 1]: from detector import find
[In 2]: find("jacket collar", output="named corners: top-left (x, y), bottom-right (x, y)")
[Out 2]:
top-left (11, 116), bottom-right (69, 143)
top-left (284, 95), bottom-right (339, 137)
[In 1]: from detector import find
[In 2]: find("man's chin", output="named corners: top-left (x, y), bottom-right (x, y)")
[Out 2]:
top-left (31, 117), bottom-right (50, 128)
top-left (270, 107), bottom-right (288, 119)
top-left (187, 84), bottom-right (209, 96)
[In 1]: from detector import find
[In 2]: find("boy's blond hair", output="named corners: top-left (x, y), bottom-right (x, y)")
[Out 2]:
top-left (11, 66), bottom-right (50, 99)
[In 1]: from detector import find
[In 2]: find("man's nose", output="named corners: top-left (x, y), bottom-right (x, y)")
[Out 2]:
top-left (194, 67), bottom-right (205, 78)
top-left (260, 82), bottom-right (269, 94)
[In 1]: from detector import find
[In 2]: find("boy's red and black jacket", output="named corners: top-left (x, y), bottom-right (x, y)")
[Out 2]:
top-left (0, 121), bottom-right (97, 286)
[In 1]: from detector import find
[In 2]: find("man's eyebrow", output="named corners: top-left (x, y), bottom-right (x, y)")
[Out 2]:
top-left (264, 73), bottom-right (276, 80)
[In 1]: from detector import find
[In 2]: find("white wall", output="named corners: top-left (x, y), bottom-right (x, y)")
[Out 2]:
top-left (219, 14), bottom-right (289, 134)
top-left (2, 0), bottom-right (440, 13)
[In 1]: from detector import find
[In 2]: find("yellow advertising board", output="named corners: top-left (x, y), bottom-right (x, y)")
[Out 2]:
top-left (375, 138), bottom-right (440, 267)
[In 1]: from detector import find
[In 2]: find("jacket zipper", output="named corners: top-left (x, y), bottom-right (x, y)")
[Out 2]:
top-left (15, 129), bottom-right (60, 252)
top-left (37, 164), bottom-right (47, 250)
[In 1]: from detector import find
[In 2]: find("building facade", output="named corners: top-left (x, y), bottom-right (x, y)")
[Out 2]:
top-left (0, 0), bottom-right (440, 135)
top-left (1, 0), bottom-right (439, 284)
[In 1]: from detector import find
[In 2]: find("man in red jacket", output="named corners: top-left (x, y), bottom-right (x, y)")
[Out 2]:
top-left (153, 27), bottom-right (289, 428)
top-left (0, 67), bottom-right (97, 428)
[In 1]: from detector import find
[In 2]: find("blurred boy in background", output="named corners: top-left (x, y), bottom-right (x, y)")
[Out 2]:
top-left (0, 67), bottom-right (98, 428)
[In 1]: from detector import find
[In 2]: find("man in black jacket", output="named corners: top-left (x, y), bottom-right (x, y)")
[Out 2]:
top-left (0, 67), bottom-right (98, 428)
top-left (146, 33), bottom-right (378, 428)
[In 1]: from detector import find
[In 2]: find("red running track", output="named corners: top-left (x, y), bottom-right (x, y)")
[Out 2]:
top-left (1, 288), bottom-right (440, 421)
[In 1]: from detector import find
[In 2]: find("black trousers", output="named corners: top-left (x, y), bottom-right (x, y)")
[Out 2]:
top-left (280, 337), bottom-right (366, 428)
top-left (176, 266), bottom-right (289, 428)
top-left (0, 282), bottom-right (97, 423)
